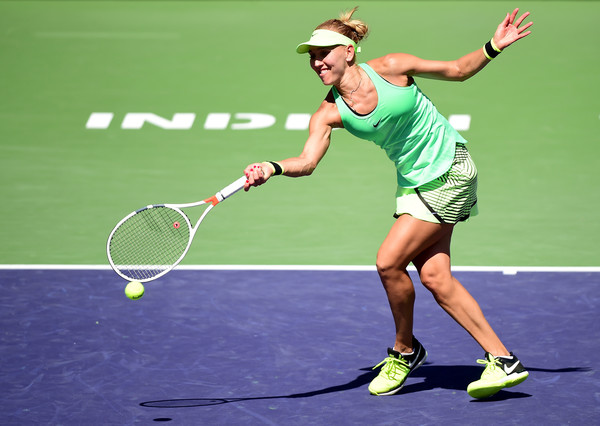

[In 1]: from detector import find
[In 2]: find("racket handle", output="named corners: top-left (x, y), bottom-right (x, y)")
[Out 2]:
top-left (218, 176), bottom-right (247, 201)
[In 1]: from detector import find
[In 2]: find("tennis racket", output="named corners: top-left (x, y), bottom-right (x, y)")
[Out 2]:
top-left (107, 176), bottom-right (247, 282)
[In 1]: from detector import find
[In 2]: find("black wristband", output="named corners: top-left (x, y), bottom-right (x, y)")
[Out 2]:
top-left (268, 161), bottom-right (283, 176)
top-left (483, 41), bottom-right (501, 60)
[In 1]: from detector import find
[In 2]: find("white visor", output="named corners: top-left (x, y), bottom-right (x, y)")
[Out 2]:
top-left (296, 29), bottom-right (361, 54)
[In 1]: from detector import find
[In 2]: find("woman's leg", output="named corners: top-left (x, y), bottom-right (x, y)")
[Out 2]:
top-left (370, 214), bottom-right (451, 395)
top-left (412, 226), bottom-right (509, 356)
top-left (376, 214), bottom-right (452, 353)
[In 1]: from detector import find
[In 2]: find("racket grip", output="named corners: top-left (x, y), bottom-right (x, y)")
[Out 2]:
top-left (218, 176), bottom-right (247, 200)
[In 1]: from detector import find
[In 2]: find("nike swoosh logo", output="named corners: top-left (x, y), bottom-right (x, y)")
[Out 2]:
top-left (504, 360), bottom-right (521, 375)
top-left (373, 119), bottom-right (382, 128)
top-left (408, 346), bottom-right (422, 368)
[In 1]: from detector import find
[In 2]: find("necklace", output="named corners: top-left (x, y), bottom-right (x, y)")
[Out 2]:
top-left (345, 70), bottom-right (363, 106)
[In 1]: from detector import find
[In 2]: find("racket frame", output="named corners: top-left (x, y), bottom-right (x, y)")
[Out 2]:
top-left (106, 176), bottom-right (246, 282)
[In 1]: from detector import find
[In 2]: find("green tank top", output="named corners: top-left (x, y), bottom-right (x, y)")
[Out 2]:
top-left (332, 63), bottom-right (467, 188)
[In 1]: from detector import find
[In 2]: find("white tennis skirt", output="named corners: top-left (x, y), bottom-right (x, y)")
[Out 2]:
top-left (394, 143), bottom-right (478, 224)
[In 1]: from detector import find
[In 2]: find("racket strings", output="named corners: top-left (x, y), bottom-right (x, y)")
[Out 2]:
top-left (108, 206), bottom-right (191, 280)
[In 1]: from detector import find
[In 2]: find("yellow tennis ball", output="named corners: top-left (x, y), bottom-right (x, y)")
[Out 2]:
top-left (125, 281), bottom-right (144, 300)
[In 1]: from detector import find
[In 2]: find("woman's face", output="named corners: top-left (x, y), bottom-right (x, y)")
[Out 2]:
top-left (308, 45), bottom-right (351, 85)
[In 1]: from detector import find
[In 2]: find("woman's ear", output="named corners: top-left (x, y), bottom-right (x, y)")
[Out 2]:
top-left (345, 45), bottom-right (356, 63)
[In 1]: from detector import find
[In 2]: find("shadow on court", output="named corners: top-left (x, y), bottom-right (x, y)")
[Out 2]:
top-left (141, 368), bottom-right (377, 408)
top-left (138, 362), bottom-right (593, 421)
top-left (143, 363), bottom-right (586, 411)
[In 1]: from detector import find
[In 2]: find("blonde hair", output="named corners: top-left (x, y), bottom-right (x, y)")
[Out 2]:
top-left (316, 6), bottom-right (369, 44)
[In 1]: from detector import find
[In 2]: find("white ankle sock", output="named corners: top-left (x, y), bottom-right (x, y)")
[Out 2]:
top-left (394, 347), bottom-right (414, 356)
top-left (496, 354), bottom-right (514, 360)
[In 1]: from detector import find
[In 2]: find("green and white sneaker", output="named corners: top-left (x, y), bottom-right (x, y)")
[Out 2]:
top-left (368, 337), bottom-right (428, 396)
top-left (467, 352), bottom-right (529, 399)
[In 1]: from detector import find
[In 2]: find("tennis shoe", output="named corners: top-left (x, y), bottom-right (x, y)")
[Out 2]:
top-left (467, 352), bottom-right (529, 399)
top-left (368, 337), bottom-right (427, 396)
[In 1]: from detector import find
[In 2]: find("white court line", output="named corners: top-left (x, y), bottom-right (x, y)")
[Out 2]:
top-left (0, 265), bottom-right (599, 274)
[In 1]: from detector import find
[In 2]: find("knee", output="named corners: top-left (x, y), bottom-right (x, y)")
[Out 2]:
top-left (419, 267), bottom-right (453, 299)
top-left (376, 252), bottom-right (412, 290)
top-left (376, 243), bottom-right (412, 274)
top-left (376, 253), bottom-right (403, 281)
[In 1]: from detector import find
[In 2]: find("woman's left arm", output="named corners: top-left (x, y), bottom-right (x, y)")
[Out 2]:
top-left (375, 8), bottom-right (533, 82)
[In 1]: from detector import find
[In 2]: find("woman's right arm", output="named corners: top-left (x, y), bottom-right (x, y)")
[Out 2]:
top-left (244, 96), bottom-right (341, 190)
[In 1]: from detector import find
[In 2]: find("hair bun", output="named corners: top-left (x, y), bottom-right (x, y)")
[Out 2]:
top-left (315, 6), bottom-right (369, 44)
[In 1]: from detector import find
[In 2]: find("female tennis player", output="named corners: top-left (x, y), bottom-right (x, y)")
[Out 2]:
top-left (243, 6), bottom-right (532, 398)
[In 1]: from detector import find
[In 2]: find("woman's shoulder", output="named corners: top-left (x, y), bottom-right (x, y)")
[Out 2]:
top-left (366, 53), bottom-right (417, 86)
top-left (312, 90), bottom-right (343, 128)
top-left (367, 53), bottom-right (419, 73)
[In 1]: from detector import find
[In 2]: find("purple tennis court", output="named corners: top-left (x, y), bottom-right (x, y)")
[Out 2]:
top-left (1, 268), bottom-right (598, 425)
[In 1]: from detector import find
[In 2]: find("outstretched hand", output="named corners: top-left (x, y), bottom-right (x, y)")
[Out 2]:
top-left (493, 8), bottom-right (533, 50)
